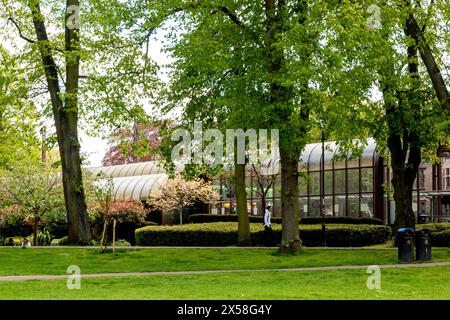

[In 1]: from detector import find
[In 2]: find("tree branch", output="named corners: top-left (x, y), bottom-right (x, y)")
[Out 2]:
top-left (219, 6), bottom-right (242, 26)
top-left (8, 17), bottom-right (36, 44)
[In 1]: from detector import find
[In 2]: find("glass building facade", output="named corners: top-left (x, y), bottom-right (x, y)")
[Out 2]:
top-left (212, 138), bottom-right (381, 220)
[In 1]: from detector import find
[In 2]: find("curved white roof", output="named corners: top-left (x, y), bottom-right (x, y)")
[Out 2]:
top-left (107, 174), bottom-right (169, 201)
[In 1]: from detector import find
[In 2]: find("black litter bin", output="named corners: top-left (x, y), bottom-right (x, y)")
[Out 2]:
top-left (416, 229), bottom-right (432, 261)
top-left (398, 228), bottom-right (415, 263)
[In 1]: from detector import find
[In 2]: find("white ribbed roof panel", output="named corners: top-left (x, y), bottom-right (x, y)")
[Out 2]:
top-left (106, 174), bottom-right (169, 201)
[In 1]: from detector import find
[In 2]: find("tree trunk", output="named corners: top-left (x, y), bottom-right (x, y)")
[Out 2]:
top-left (30, 0), bottom-right (91, 245)
top-left (278, 148), bottom-right (301, 253)
top-left (33, 216), bottom-right (39, 246)
top-left (235, 163), bottom-right (251, 246)
top-left (404, 12), bottom-right (450, 114)
top-left (260, 193), bottom-right (267, 218)
top-left (385, 134), bottom-right (421, 242)
top-left (99, 220), bottom-right (108, 253)
top-left (112, 218), bottom-right (117, 253)
top-left (179, 207), bottom-right (183, 225)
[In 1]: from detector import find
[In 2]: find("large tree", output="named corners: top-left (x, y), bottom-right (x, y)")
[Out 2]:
top-left (319, 1), bottom-right (447, 233)
top-left (1, 0), bottom-right (158, 243)
top-left (139, 0), bottom-right (329, 253)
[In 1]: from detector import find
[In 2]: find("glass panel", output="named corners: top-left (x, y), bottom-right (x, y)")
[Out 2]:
top-left (335, 170), bottom-right (346, 194)
top-left (253, 192), bottom-right (263, 216)
top-left (299, 174), bottom-right (308, 196)
top-left (299, 197), bottom-right (308, 218)
top-left (300, 143), bottom-right (319, 169)
top-left (348, 195), bottom-right (360, 217)
top-left (325, 196), bottom-right (333, 216)
top-left (333, 145), bottom-right (347, 169)
top-left (310, 197), bottom-right (320, 217)
top-left (361, 139), bottom-right (376, 167)
top-left (361, 168), bottom-right (374, 192)
top-left (361, 194), bottom-right (373, 217)
top-left (273, 198), bottom-right (281, 218)
top-left (335, 195), bottom-right (346, 217)
top-left (324, 142), bottom-right (337, 170)
top-left (347, 157), bottom-right (360, 168)
top-left (309, 172), bottom-right (321, 195)
top-left (308, 144), bottom-right (322, 171)
top-left (347, 169), bottom-right (360, 194)
top-left (361, 155), bottom-right (374, 167)
top-left (325, 171), bottom-right (333, 194)
top-left (273, 175), bottom-right (281, 198)
top-left (222, 179), bottom-right (235, 199)
top-left (246, 176), bottom-right (253, 198)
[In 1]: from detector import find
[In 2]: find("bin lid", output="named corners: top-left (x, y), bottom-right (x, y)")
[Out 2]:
top-left (397, 228), bottom-right (415, 235)
top-left (416, 228), bottom-right (431, 235)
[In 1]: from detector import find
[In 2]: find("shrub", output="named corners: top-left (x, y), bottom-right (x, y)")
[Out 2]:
top-left (416, 222), bottom-right (450, 233)
top-left (429, 230), bottom-right (450, 247)
top-left (2, 236), bottom-right (22, 246)
top-left (0, 216), bottom-right (33, 237)
top-left (416, 223), bottom-right (450, 247)
top-left (30, 229), bottom-right (53, 246)
top-left (135, 222), bottom-right (391, 247)
top-left (188, 214), bottom-right (384, 225)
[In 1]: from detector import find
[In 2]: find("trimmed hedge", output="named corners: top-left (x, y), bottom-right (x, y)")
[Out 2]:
top-left (135, 222), bottom-right (391, 247)
top-left (0, 219), bottom-right (33, 237)
top-left (188, 214), bottom-right (385, 226)
top-left (417, 223), bottom-right (450, 247)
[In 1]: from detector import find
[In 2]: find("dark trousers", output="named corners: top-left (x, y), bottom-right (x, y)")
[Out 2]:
top-left (264, 225), bottom-right (273, 246)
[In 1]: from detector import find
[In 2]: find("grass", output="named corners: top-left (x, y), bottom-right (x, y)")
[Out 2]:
top-left (1, 266), bottom-right (450, 299)
top-left (0, 247), bottom-right (448, 276)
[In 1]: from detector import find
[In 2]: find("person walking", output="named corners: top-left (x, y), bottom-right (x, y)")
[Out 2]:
top-left (263, 205), bottom-right (273, 246)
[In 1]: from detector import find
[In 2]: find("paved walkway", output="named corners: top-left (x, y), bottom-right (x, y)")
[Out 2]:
top-left (1, 261), bottom-right (449, 282)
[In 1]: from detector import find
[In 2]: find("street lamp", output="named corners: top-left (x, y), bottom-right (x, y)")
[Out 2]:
top-left (319, 120), bottom-right (327, 247)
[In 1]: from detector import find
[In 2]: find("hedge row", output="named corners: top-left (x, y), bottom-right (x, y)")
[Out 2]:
top-left (188, 214), bottom-right (385, 225)
top-left (417, 223), bottom-right (450, 247)
top-left (135, 222), bottom-right (391, 247)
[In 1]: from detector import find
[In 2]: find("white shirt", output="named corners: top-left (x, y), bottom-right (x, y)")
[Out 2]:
top-left (264, 210), bottom-right (272, 227)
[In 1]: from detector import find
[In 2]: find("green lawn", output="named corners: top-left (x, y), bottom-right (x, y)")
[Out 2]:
top-left (0, 247), bottom-right (448, 300)
top-left (1, 266), bottom-right (450, 300)
top-left (0, 247), bottom-right (449, 276)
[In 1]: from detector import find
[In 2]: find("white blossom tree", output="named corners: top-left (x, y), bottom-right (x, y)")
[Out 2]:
top-left (0, 163), bottom-right (65, 246)
top-left (148, 175), bottom-right (220, 225)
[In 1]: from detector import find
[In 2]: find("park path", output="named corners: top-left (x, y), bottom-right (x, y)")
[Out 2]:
top-left (1, 261), bottom-right (450, 282)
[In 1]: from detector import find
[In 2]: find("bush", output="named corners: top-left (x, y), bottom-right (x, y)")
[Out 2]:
top-left (45, 220), bottom-right (68, 239)
top-left (30, 229), bottom-right (53, 246)
top-left (416, 223), bottom-right (450, 247)
top-left (135, 222), bottom-right (391, 247)
top-left (0, 218), bottom-right (33, 237)
top-left (188, 214), bottom-right (384, 225)
top-left (2, 236), bottom-right (22, 246)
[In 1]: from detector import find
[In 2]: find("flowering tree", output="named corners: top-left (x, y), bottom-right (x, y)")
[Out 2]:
top-left (107, 201), bottom-right (147, 252)
top-left (0, 164), bottom-right (65, 246)
top-left (148, 175), bottom-right (220, 225)
top-left (102, 124), bottom-right (160, 166)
